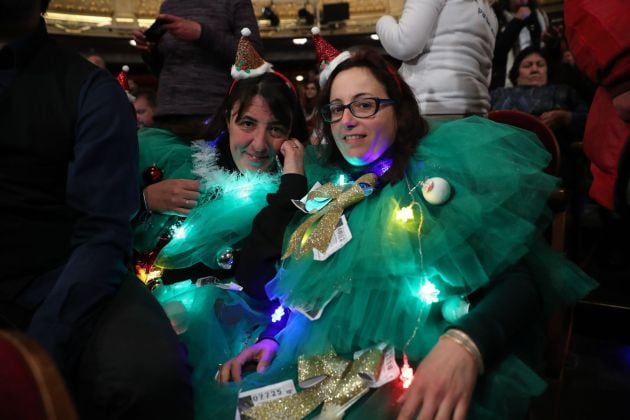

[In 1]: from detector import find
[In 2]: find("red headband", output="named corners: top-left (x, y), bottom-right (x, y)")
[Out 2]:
top-left (386, 65), bottom-right (403, 93)
top-left (228, 70), bottom-right (297, 97)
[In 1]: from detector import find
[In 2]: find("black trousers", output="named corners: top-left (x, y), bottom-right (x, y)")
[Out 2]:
top-left (1, 275), bottom-right (193, 420)
top-left (74, 275), bottom-right (193, 419)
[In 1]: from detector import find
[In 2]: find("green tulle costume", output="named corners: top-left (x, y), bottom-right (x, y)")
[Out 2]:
top-left (135, 128), bottom-right (285, 416)
top-left (168, 117), bottom-right (597, 419)
top-left (134, 127), bottom-right (280, 268)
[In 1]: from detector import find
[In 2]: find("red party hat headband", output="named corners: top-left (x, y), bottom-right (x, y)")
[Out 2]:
top-left (311, 27), bottom-right (351, 88)
top-left (229, 28), bottom-right (296, 96)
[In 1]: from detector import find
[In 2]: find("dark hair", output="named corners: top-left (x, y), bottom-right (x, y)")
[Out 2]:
top-left (202, 72), bottom-right (308, 168)
top-left (41, 0), bottom-right (50, 12)
top-left (508, 45), bottom-right (549, 85)
top-left (301, 76), bottom-right (320, 115)
top-left (318, 46), bottom-right (427, 185)
top-left (135, 89), bottom-right (157, 107)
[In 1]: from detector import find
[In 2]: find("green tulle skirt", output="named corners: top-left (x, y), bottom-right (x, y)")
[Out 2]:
top-left (159, 117), bottom-right (597, 419)
top-left (134, 129), bottom-right (280, 268)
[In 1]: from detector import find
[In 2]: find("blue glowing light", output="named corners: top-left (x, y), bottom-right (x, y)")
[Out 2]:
top-left (371, 157), bottom-right (393, 177)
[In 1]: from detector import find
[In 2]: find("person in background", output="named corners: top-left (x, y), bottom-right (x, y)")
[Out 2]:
top-left (491, 46), bottom-right (587, 144)
top-left (565, 0), bottom-right (630, 217)
top-left (491, 0), bottom-right (551, 90)
top-left (376, 0), bottom-right (498, 120)
top-left (131, 0), bottom-right (262, 138)
top-left (300, 76), bottom-right (320, 141)
top-left (0, 1), bottom-right (193, 418)
top-left (134, 88), bottom-right (157, 128)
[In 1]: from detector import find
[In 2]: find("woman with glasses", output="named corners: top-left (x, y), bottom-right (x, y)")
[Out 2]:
top-left (205, 46), bottom-right (596, 420)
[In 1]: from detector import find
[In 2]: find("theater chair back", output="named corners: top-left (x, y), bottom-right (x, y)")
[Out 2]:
top-left (0, 330), bottom-right (78, 420)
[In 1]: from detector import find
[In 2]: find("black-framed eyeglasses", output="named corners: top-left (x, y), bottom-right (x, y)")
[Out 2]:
top-left (320, 97), bottom-right (396, 123)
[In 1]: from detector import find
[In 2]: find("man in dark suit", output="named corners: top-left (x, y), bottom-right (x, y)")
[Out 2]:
top-left (0, 1), bottom-right (192, 418)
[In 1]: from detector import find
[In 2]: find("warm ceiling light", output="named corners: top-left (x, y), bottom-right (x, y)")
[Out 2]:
top-left (370, 34), bottom-right (379, 41)
top-left (292, 38), bottom-right (307, 45)
top-left (45, 12), bottom-right (112, 26)
top-left (295, 75), bottom-right (304, 82)
top-left (129, 39), bottom-right (137, 46)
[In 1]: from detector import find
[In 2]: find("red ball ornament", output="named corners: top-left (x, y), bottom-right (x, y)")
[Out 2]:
top-left (143, 164), bottom-right (163, 185)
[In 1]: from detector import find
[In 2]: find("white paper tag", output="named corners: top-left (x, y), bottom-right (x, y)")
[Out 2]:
top-left (352, 343), bottom-right (399, 388)
top-left (292, 182), bottom-right (323, 213)
top-left (291, 291), bottom-right (339, 321)
top-left (313, 215), bottom-right (352, 261)
top-left (196, 276), bottom-right (243, 291)
top-left (236, 379), bottom-right (297, 419)
top-left (369, 346), bottom-right (400, 388)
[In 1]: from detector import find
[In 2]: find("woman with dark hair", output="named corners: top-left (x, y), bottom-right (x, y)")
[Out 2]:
top-left (134, 71), bottom-right (308, 285)
top-left (491, 46), bottom-right (588, 146)
top-left (205, 45), bottom-right (596, 420)
top-left (133, 33), bottom-right (313, 418)
top-left (491, 0), bottom-right (551, 89)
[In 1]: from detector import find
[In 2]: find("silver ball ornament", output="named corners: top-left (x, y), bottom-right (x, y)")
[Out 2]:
top-left (216, 247), bottom-right (235, 270)
top-left (441, 296), bottom-right (470, 323)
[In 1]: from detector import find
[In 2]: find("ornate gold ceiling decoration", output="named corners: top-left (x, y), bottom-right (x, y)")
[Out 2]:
top-left (45, 0), bottom-right (403, 37)
top-left (45, 0), bottom-right (562, 37)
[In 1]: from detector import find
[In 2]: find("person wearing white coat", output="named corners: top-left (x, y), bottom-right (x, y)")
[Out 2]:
top-left (376, 0), bottom-right (498, 118)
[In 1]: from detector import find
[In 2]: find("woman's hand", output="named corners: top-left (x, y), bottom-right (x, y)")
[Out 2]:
top-left (217, 339), bottom-right (279, 383)
top-left (157, 13), bottom-right (202, 42)
top-left (131, 27), bottom-right (152, 52)
top-left (397, 338), bottom-right (479, 420)
top-left (280, 139), bottom-right (305, 175)
top-left (540, 110), bottom-right (572, 130)
top-left (143, 179), bottom-right (200, 216)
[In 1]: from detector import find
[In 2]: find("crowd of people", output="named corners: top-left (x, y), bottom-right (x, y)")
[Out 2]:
top-left (1, 0), bottom-right (628, 419)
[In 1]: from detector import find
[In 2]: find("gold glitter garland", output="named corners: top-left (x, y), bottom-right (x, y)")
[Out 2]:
top-left (242, 347), bottom-right (383, 419)
top-left (283, 173), bottom-right (377, 259)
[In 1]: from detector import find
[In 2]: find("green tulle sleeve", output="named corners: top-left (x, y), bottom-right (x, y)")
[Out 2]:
top-left (134, 127), bottom-right (194, 253)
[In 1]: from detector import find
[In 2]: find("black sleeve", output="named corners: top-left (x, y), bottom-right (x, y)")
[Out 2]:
top-left (449, 260), bottom-right (544, 369)
top-left (491, 19), bottom-right (527, 90)
top-left (235, 174), bottom-right (308, 301)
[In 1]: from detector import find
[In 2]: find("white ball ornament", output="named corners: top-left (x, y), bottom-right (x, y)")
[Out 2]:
top-left (422, 177), bottom-right (451, 205)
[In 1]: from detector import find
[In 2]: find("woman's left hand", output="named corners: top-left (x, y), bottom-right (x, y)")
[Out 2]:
top-left (216, 339), bottom-right (279, 383)
top-left (280, 138), bottom-right (305, 175)
top-left (397, 338), bottom-right (479, 420)
top-left (540, 110), bottom-right (572, 130)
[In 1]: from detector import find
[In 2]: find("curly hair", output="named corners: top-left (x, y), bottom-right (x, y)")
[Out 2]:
top-left (317, 46), bottom-right (427, 185)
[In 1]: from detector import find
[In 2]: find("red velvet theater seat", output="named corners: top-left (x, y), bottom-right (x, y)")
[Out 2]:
top-left (0, 330), bottom-right (77, 420)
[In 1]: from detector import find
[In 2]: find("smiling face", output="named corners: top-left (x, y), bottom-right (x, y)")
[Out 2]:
top-left (328, 67), bottom-right (397, 166)
top-left (516, 52), bottom-right (548, 86)
top-left (227, 95), bottom-right (290, 173)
